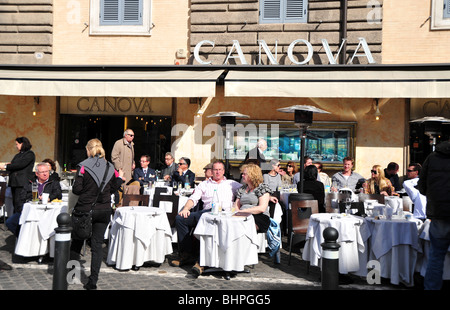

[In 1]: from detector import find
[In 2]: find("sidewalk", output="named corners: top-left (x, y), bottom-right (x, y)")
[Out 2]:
top-left (0, 226), bottom-right (407, 291)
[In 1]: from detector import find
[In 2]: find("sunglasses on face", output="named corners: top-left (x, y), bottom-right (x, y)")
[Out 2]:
top-left (407, 169), bottom-right (416, 172)
top-left (287, 165), bottom-right (293, 168)
top-left (178, 162), bottom-right (186, 166)
top-left (370, 170), bottom-right (377, 174)
top-left (128, 134), bottom-right (134, 137)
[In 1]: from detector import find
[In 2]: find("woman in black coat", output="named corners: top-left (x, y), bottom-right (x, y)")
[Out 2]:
top-left (299, 165), bottom-right (325, 213)
top-left (70, 138), bottom-right (124, 290)
top-left (0, 137), bottom-right (35, 236)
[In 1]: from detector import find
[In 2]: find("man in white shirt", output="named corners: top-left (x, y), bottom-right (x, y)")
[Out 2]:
top-left (403, 163), bottom-right (427, 220)
top-left (170, 160), bottom-right (242, 274)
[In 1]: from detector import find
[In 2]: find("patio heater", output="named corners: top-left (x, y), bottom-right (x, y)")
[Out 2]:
top-left (207, 111), bottom-right (250, 179)
top-left (410, 116), bottom-right (450, 152)
top-left (277, 105), bottom-right (331, 196)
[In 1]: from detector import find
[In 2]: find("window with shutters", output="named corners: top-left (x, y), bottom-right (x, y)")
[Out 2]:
top-left (260, 0), bottom-right (308, 24)
top-left (431, 0), bottom-right (450, 29)
top-left (90, 0), bottom-right (152, 35)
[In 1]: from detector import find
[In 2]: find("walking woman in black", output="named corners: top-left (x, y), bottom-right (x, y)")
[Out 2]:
top-left (0, 137), bottom-right (35, 237)
top-left (70, 138), bottom-right (124, 290)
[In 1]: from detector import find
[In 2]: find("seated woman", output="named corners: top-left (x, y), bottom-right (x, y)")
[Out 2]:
top-left (235, 163), bottom-right (274, 233)
top-left (281, 161), bottom-right (297, 185)
top-left (300, 165), bottom-right (325, 213)
top-left (363, 164), bottom-right (397, 196)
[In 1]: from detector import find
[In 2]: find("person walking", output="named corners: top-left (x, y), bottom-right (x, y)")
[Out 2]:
top-left (111, 129), bottom-right (135, 183)
top-left (70, 138), bottom-right (124, 290)
top-left (418, 140), bottom-right (450, 290)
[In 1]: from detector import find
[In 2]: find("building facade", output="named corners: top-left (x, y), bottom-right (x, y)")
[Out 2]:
top-left (1, 0), bottom-right (450, 182)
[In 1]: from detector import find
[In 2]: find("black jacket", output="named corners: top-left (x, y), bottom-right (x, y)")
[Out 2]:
top-left (301, 179), bottom-right (325, 213)
top-left (172, 169), bottom-right (195, 188)
top-left (72, 163), bottom-right (123, 212)
top-left (29, 177), bottom-right (63, 202)
top-left (6, 150), bottom-right (35, 188)
top-left (418, 140), bottom-right (450, 219)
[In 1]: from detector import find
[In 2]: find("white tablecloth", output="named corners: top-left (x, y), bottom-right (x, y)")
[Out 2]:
top-left (416, 219), bottom-right (450, 280)
top-left (194, 212), bottom-right (259, 272)
top-left (302, 213), bottom-right (369, 274)
top-left (363, 217), bottom-right (423, 286)
top-left (107, 206), bottom-right (173, 270)
top-left (15, 202), bottom-right (68, 257)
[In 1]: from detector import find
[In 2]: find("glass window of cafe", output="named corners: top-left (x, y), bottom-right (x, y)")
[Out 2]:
top-left (226, 120), bottom-right (356, 168)
top-left (58, 114), bottom-right (172, 171)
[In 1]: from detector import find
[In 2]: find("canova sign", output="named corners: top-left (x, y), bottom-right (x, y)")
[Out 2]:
top-left (194, 37), bottom-right (375, 65)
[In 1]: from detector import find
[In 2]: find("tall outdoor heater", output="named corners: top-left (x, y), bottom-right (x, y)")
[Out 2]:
top-left (208, 111), bottom-right (250, 179)
top-left (410, 116), bottom-right (450, 152)
top-left (277, 105), bottom-right (330, 196)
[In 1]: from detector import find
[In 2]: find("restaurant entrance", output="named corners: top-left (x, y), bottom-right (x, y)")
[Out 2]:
top-left (58, 114), bottom-right (172, 171)
top-left (409, 121), bottom-right (450, 165)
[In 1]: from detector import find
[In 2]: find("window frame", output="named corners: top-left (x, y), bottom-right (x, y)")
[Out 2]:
top-left (431, 0), bottom-right (450, 30)
top-left (90, 0), bottom-right (152, 36)
top-left (259, 0), bottom-right (308, 24)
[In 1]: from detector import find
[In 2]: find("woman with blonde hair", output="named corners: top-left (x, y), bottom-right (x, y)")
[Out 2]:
top-left (363, 164), bottom-right (396, 196)
top-left (71, 138), bottom-right (124, 290)
top-left (235, 164), bottom-right (274, 232)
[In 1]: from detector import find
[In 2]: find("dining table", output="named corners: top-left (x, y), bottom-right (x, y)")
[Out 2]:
top-left (107, 206), bottom-right (173, 270)
top-left (416, 219), bottom-right (450, 280)
top-left (302, 213), bottom-right (369, 275)
top-left (15, 202), bottom-right (68, 257)
top-left (193, 211), bottom-right (260, 273)
top-left (302, 209), bottom-right (425, 287)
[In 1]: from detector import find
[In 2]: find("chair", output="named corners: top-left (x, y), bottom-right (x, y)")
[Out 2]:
top-left (0, 182), bottom-right (6, 231)
top-left (122, 194), bottom-right (149, 207)
top-left (338, 201), bottom-right (366, 216)
top-left (153, 191), bottom-right (179, 227)
top-left (325, 193), bottom-right (351, 213)
top-left (288, 198), bottom-right (318, 266)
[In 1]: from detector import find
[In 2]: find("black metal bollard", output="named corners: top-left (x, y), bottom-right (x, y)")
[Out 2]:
top-left (52, 212), bottom-right (72, 290)
top-left (321, 227), bottom-right (340, 290)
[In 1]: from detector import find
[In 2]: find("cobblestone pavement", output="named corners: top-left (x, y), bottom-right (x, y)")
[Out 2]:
top-left (0, 226), bottom-right (410, 292)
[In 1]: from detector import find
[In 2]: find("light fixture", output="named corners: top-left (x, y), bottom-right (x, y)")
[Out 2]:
top-left (207, 111), bottom-right (250, 178)
top-left (32, 97), bottom-right (40, 116)
top-left (277, 105), bottom-right (330, 196)
top-left (374, 98), bottom-right (381, 120)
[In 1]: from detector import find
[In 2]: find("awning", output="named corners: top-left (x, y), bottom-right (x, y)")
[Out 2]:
top-left (0, 68), bottom-right (224, 97)
top-left (224, 68), bottom-right (450, 98)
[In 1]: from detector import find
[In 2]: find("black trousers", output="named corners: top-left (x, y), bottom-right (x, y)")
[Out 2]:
top-left (71, 209), bottom-right (111, 285)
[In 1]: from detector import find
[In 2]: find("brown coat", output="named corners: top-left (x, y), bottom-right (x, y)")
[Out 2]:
top-left (111, 138), bottom-right (135, 182)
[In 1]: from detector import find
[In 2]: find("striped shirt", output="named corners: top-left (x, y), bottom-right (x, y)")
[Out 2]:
top-left (188, 177), bottom-right (242, 210)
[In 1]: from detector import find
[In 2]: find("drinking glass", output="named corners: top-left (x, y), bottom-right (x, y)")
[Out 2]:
top-left (32, 183), bottom-right (39, 203)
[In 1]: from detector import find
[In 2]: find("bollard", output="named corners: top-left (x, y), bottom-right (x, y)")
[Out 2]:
top-left (321, 227), bottom-right (340, 290)
top-left (52, 212), bottom-right (72, 290)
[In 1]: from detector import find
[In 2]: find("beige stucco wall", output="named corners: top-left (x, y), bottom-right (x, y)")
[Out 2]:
top-left (173, 87), bottom-right (407, 179)
top-left (52, 1), bottom-right (189, 65)
top-left (383, 0), bottom-right (450, 64)
top-left (0, 96), bottom-right (57, 166)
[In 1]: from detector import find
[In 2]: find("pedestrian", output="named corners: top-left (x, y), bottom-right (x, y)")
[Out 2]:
top-left (111, 129), bottom-right (135, 183)
top-left (418, 139), bottom-right (450, 290)
top-left (70, 138), bottom-right (124, 290)
top-left (0, 137), bottom-right (35, 237)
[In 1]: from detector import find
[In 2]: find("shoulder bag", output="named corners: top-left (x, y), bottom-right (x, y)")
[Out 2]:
top-left (71, 162), bottom-right (110, 240)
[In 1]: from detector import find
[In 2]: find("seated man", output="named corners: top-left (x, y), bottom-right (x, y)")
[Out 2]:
top-left (403, 163), bottom-right (427, 220)
top-left (172, 157), bottom-right (195, 188)
top-left (34, 162), bottom-right (62, 202)
top-left (132, 155), bottom-right (157, 186)
top-left (170, 160), bottom-right (242, 275)
top-left (331, 156), bottom-right (364, 192)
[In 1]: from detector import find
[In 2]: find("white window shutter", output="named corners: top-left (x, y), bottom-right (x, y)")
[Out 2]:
top-left (261, 0), bottom-right (282, 23)
top-left (101, 0), bottom-right (120, 24)
top-left (123, 0), bottom-right (142, 24)
top-left (285, 0), bottom-right (307, 23)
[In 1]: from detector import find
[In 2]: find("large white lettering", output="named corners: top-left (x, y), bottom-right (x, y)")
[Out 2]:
top-left (194, 37), bottom-right (376, 65)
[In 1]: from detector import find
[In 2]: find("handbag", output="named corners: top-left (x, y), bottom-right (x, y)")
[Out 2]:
top-left (71, 162), bottom-right (110, 240)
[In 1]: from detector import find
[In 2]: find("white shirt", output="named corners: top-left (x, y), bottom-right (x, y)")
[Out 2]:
top-left (403, 177), bottom-right (427, 219)
top-left (188, 177), bottom-right (242, 210)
